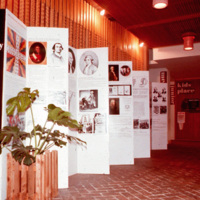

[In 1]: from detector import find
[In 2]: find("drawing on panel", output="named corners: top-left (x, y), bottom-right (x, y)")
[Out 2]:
top-left (49, 42), bottom-right (65, 65)
top-left (68, 48), bottom-right (76, 73)
top-left (78, 113), bottom-right (106, 134)
top-left (108, 64), bottom-right (119, 81)
top-left (6, 27), bottom-right (26, 77)
top-left (109, 98), bottom-right (120, 115)
top-left (28, 42), bottom-right (47, 64)
top-left (79, 51), bottom-right (98, 75)
top-left (120, 65), bottom-right (131, 76)
top-left (79, 90), bottom-right (98, 111)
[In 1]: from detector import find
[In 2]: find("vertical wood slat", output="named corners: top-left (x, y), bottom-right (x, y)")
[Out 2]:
top-left (28, 163), bottom-right (35, 200)
top-left (7, 151), bottom-right (58, 199)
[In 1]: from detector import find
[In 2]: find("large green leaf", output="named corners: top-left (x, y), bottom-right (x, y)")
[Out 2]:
top-left (6, 88), bottom-right (39, 115)
top-left (11, 144), bottom-right (35, 166)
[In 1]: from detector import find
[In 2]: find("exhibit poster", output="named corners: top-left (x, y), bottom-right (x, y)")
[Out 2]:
top-left (132, 71), bottom-right (150, 158)
top-left (76, 47), bottom-right (110, 174)
top-left (26, 27), bottom-right (69, 188)
top-left (0, 9), bottom-right (27, 200)
top-left (152, 82), bottom-right (168, 150)
top-left (109, 61), bottom-right (134, 165)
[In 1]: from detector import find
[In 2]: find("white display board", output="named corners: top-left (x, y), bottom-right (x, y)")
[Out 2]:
top-left (0, 9), bottom-right (27, 200)
top-left (76, 47), bottom-right (110, 174)
top-left (152, 82), bottom-right (168, 149)
top-left (108, 61), bottom-right (134, 165)
top-left (26, 27), bottom-right (69, 188)
top-left (132, 71), bottom-right (150, 158)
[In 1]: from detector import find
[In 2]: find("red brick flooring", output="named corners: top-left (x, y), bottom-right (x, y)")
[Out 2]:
top-left (53, 147), bottom-right (200, 200)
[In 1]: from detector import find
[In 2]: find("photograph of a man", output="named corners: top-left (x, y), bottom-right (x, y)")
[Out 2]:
top-left (82, 55), bottom-right (98, 75)
top-left (29, 42), bottom-right (46, 64)
top-left (79, 51), bottom-right (99, 75)
top-left (109, 98), bottom-right (120, 115)
top-left (68, 48), bottom-right (76, 73)
top-left (79, 90), bottom-right (98, 111)
top-left (109, 65), bottom-right (119, 81)
top-left (50, 42), bottom-right (64, 65)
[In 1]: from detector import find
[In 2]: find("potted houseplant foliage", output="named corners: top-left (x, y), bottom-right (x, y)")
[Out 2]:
top-left (0, 88), bottom-right (86, 199)
top-left (0, 87), bottom-right (85, 166)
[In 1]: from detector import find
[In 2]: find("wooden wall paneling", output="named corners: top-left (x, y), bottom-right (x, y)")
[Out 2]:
top-left (19, 0), bottom-right (25, 23)
top-left (83, 0), bottom-right (87, 48)
top-left (79, 0), bottom-right (83, 48)
top-left (62, 0), bottom-right (67, 27)
top-left (58, 0), bottom-right (63, 27)
top-left (45, 0), bottom-right (50, 27)
top-left (13, 0), bottom-right (19, 19)
top-left (54, 0), bottom-right (59, 27)
top-left (35, 0), bottom-right (41, 26)
top-left (25, 0), bottom-right (30, 26)
top-left (50, 0), bottom-right (54, 27)
top-left (0, 0), bottom-right (6, 8)
top-left (73, 0), bottom-right (77, 48)
top-left (6, 0), bottom-right (13, 12)
top-left (30, 0), bottom-right (36, 26)
top-left (41, 0), bottom-right (46, 27)
top-left (77, 0), bottom-right (81, 48)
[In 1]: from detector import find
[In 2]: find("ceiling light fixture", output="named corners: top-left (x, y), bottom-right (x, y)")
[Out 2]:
top-left (182, 32), bottom-right (196, 51)
top-left (100, 9), bottom-right (105, 16)
top-left (139, 42), bottom-right (144, 47)
top-left (153, 0), bottom-right (168, 9)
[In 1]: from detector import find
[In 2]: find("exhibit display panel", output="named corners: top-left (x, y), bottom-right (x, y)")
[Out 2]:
top-left (0, 9), bottom-right (27, 200)
top-left (152, 82), bottom-right (168, 150)
top-left (132, 71), bottom-right (150, 158)
top-left (76, 47), bottom-right (110, 174)
top-left (109, 61), bottom-right (134, 165)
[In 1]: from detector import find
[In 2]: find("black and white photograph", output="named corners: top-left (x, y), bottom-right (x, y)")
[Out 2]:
top-left (79, 51), bottom-right (99, 75)
top-left (134, 119), bottom-right (139, 129)
top-left (153, 106), bottom-right (160, 114)
top-left (160, 106), bottom-right (167, 114)
top-left (79, 90), bottom-right (98, 111)
top-left (49, 42), bottom-right (65, 65)
top-left (109, 85), bottom-right (118, 96)
top-left (109, 98), bottom-right (120, 115)
top-left (120, 65), bottom-right (131, 76)
top-left (139, 119), bottom-right (149, 129)
top-left (78, 113), bottom-right (106, 134)
top-left (108, 64), bottom-right (119, 81)
top-left (68, 48), bottom-right (76, 73)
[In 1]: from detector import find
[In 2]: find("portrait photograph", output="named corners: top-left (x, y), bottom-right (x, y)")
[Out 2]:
top-left (109, 98), bottom-right (120, 115)
top-left (48, 42), bottom-right (65, 66)
top-left (68, 48), bottom-right (76, 73)
top-left (79, 90), bottom-right (98, 111)
top-left (108, 64), bottom-right (119, 81)
top-left (120, 65), bottom-right (131, 76)
top-left (79, 51), bottom-right (99, 75)
top-left (28, 42), bottom-right (47, 65)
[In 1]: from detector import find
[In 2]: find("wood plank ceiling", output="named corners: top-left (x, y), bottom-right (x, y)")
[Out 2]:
top-left (91, 0), bottom-right (200, 48)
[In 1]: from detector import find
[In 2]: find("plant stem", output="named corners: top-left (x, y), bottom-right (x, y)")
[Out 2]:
top-left (37, 119), bottom-right (48, 147)
top-left (36, 122), bottom-right (55, 156)
top-left (30, 104), bottom-right (37, 148)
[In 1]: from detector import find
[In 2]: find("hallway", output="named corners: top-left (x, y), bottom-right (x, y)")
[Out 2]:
top-left (54, 147), bottom-right (200, 200)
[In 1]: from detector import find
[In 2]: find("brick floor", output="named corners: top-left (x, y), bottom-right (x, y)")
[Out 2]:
top-left (53, 147), bottom-right (200, 200)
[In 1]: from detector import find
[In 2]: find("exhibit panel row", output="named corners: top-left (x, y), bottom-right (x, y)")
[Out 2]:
top-left (132, 71), bottom-right (151, 158)
top-left (108, 61), bottom-right (134, 165)
top-left (0, 9), bottom-right (152, 200)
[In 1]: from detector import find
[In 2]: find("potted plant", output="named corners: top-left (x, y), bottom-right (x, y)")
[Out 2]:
top-left (0, 87), bottom-right (85, 199)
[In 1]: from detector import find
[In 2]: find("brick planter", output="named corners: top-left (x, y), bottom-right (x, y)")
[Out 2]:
top-left (7, 150), bottom-right (58, 200)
